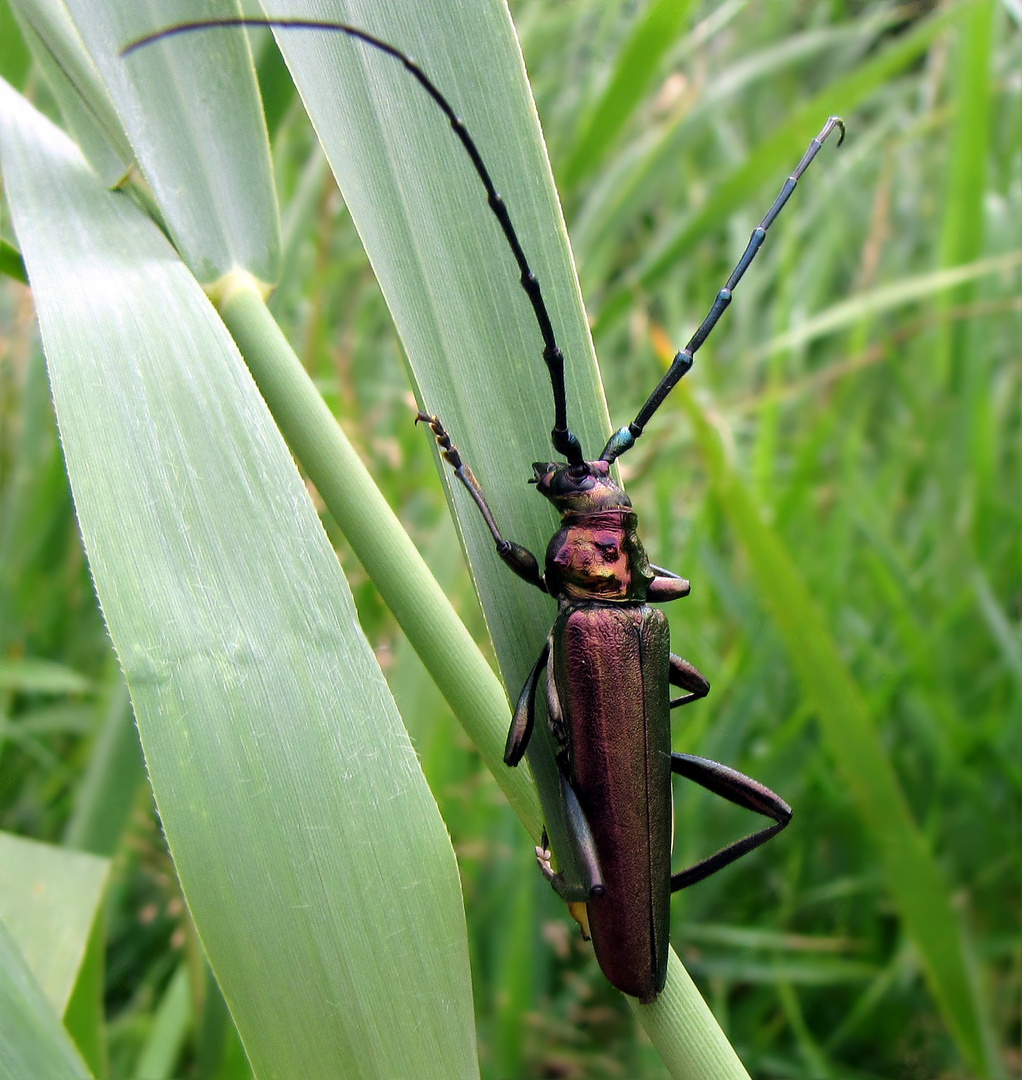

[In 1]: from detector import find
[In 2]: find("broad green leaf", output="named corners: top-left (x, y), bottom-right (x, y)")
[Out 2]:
top-left (0, 916), bottom-right (92, 1080)
top-left (0, 79), bottom-right (477, 1079)
top-left (0, 831), bottom-right (108, 1017)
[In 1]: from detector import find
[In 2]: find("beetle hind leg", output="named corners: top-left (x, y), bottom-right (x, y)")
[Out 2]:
top-left (537, 770), bottom-right (605, 902)
top-left (670, 753), bottom-right (791, 891)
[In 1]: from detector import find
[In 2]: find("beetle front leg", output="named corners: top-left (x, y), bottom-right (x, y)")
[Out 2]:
top-left (416, 412), bottom-right (547, 591)
top-left (669, 653), bottom-right (710, 708)
top-left (670, 753), bottom-right (792, 891)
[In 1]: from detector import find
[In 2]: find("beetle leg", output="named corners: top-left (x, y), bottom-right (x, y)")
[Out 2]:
top-left (669, 653), bottom-right (710, 708)
top-left (416, 412), bottom-right (547, 591)
top-left (538, 770), bottom-right (605, 901)
top-left (504, 641), bottom-right (549, 766)
top-left (669, 753), bottom-right (792, 891)
top-left (538, 665), bottom-right (605, 900)
top-left (647, 565), bottom-right (691, 603)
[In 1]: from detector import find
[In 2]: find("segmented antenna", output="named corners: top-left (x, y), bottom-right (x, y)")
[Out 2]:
top-left (123, 18), bottom-right (585, 467)
top-left (600, 116), bottom-right (845, 463)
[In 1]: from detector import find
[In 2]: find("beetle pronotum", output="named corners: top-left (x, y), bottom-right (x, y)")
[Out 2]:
top-left (126, 17), bottom-right (843, 1003)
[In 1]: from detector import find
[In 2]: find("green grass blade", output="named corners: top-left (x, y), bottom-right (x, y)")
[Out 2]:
top-left (559, 0), bottom-right (695, 189)
top-left (936, 0), bottom-right (995, 380)
top-left (0, 831), bottom-right (109, 1017)
top-left (685, 387), bottom-right (1000, 1078)
top-left (217, 279), bottom-right (542, 836)
top-left (262, 0), bottom-right (610, 686)
top-left (62, 670), bottom-right (145, 856)
top-left (8, 0), bottom-right (132, 184)
top-left (0, 0), bottom-right (32, 86)
top-left (61, 913), bottom-right (106, 1077)
top-left (0, 917), bottom-right (92, 1080)
top-left (65, 0), bottom-right (280, 285)
top-left (751, 251), bottom-right (1022, 360)
top-left (1, 80), bottom-right (478, 1079)
top-left (595, 1), bottom-right (971, 331)
top-left (0, 657), bottom-right (92, 693)
top-left (0, 237), bottom-right (28, 282)
top-left (134, 963), bottom-right (192, 1080)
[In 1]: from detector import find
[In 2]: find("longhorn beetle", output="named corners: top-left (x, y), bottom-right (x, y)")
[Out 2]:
top-left (126, 18), bottom-right (844, 1004)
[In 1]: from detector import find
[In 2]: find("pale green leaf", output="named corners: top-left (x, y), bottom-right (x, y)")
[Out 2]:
top-left (0, 916), bottom-right (92, 1080)
top-left (0, 831), bottom-right (108, 1017)
top-left (0, 78), bottom-right (477, 1079)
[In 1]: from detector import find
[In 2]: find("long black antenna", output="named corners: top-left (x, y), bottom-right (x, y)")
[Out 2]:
top-left (123, 18), bottom-right (585, 468)
top-left (600, 116), bottom-right (845, 464)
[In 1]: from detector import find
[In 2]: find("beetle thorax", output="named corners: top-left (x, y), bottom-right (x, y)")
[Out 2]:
top-left (544, 510), bottom-right (653, 602)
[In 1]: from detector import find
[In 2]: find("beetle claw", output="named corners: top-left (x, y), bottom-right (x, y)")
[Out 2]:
top-left (535, 845), bottom-right (555, 881)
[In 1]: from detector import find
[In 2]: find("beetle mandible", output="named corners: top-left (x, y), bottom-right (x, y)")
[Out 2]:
top-left (126, 17), bottom-right (844, 1004)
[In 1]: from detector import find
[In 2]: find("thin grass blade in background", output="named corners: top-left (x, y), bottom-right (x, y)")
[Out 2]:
top-left (684, 388), bottom-right (1000, 1077)
top-left (559, 0), bottom-right (695, 190)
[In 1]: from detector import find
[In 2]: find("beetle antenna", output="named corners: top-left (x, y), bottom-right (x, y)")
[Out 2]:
top-left (123, 17), bottom-right (585, 468)
top-left (600, 116), bottom-right (845, 464)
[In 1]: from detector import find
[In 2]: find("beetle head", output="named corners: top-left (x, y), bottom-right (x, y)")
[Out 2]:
top-left (530, 460), bottom-right (633, 516)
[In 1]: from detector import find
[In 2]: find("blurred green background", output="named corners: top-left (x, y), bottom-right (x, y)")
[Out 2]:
top-left (1, 1), bottom-right (1018, 1077)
